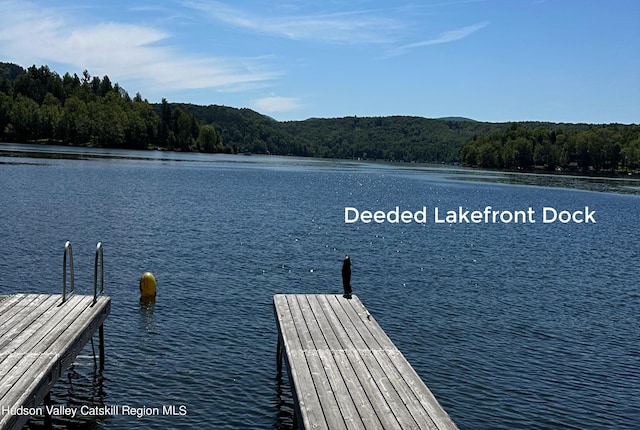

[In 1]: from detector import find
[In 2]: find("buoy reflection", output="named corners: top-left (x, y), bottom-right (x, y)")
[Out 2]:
top-left (139, 296), bottom-right (155, 331)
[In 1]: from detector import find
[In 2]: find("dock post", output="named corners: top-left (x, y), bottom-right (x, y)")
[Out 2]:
top-left (99, 324), bottom-right (105, 370)
top-left (342, 255), bottom-right (352, 298)
top-left (276, 334), bottom-right (283, 377)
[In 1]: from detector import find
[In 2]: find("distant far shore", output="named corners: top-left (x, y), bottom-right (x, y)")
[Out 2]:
top-left (2, 63), bottom-right (639, 178)
top-left (3, 140), bottom-right (640, 181)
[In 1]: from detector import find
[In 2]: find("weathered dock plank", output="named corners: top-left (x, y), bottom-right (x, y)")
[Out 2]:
top-left (274, 294), bottom-right (458, 430)
top-left (315, 295), bottom-right (398, 429)
top-left (0, 293), bottom-right (110, 430)
top-left (276, 295), bottom-right (328, 429)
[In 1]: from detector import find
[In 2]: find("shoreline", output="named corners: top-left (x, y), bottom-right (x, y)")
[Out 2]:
top-left (2, 140), bottom-right (640, 181)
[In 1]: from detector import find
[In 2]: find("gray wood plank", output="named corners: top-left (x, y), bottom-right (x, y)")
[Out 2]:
top-left (0, 294), bottom-right (47, 336)
top-left (287, 295), bottom-right (346, 430)
top-left (328, 295), bottom-right (420, 429)
top-left (342, 298), bottom-right (457, 430)
top-left (274, 294), bottom-right (458, 430)
top-left (0, 296), bottom-right (89, 402)
top-left (296, 295), bottom-right (365, 430)
top-left (274, 295), bottom-right (328, 429)
top-left (383, 351), bottom-right (458, 430)
top-left (316, 295), bottom-right (400, 429)
top-left (0, 293), bottom-right (111, 430)
top-left (335, 297), bottom-right (439, 429)
top-left (53, 296), bottom-right (110, 373)
top-left (0, 295), bottom-right (60, 352)
top-left (0, 294), bottom-right (28, 318)
top-left (306, 295), bottom-right (384, 430)
top-left (0, 353), bottom-right (55, 430)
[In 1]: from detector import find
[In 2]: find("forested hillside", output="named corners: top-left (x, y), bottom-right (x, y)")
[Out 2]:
top-left (2, 62), bottom-right (639, 174)
top-left (279, 116), bottom-right (497, 161)
top-left (460, 123), bottom-right (640, 173)
top-left (169, 103), bottom-right (640, 171)
top-left (0, 63), bottom-right (225, 152)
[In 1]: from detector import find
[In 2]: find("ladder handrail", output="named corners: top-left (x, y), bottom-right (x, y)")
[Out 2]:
top-left (93, 242), bottom-right (104, 303)
top-left (62, 241), bottom-right (74, 302)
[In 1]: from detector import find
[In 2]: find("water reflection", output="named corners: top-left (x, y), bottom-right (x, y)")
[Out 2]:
top-left (273, 368), bottom-right (296, 430)
top-left (139, 299), bottom-right (156, 332)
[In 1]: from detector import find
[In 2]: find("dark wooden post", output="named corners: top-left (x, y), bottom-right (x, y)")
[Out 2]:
top-left (276, 334), bottom-right (283, 376)
top-left (99, 325), bottom-right (105, 370)
top-left (342, 255), bottom-right (352, 299)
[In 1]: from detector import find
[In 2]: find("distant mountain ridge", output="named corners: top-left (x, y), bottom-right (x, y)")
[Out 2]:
top-left (161, 102), bottom-right (615, 163)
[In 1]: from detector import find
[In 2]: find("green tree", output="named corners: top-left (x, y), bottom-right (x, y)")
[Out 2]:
top-left (0, 92), bottom-right (11, 136)
top-left (534, 142), bottom-right (560, 170)
top-left (89, 92), bottom-right (126, 147)
top-left (99, 75), bottom-right (113, 96)
top-left (40, 92), bottom-right (63, 140)
top-left (62, 72), bottom-right (81, 99)
top-left (8, 94), bottom-right (40, 141)
top-left (172, 108), bottom-right (199, 151)
top-left (197, 124), bottom-right (221, 152)
top-left (621, 137), bottom-right (640, 170)
top-left (128, 96), bottom-right (158, 149)
top-left (13, 65), bottom-right (63, 105)
top-left (60, 96), bottom-right (91, 144)
top-left (158, 98), bottom-right (172, 148)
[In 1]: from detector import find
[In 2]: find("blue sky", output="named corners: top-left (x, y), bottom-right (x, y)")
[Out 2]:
top-left (0, 0), bottom-right (638, 124)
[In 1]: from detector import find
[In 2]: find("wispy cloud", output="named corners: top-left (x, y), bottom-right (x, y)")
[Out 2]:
top-left (183, 1), bottom-right (404, 44)
top-left (252, 96), bottom-right (301, 114)
top-left (0, 0), bottom-right (278, 95)
top-left (385, 22), bottom-right (489, 57)
top-left (184, 1), bottom-right (488, 56)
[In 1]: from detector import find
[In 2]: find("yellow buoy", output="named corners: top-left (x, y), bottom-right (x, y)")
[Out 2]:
top-left (139, 272), bottom-right (156, 299)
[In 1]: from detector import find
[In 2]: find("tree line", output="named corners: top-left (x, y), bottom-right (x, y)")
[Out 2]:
top-left (2, 62), bottom-right (639, 174)
top-left (460, 123), bottom-right (640, 173)
top-left (0, 63), bottom-right (225, 152)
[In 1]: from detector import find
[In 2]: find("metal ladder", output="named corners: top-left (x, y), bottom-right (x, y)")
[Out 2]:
top-left (62, 241), bottom-right (105, 304)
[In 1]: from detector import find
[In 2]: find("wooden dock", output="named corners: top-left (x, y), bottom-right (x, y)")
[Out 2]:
top-left (0, 293), bottom-right (110, 430)
top-left (274, 294), bottom-right (458, 430)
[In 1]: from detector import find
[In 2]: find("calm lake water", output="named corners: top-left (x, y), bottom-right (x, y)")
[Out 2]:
top-left (1, 143), bottom-right (639, 429)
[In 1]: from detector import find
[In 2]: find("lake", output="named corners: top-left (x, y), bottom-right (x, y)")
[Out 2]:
top-left (1, 143), bottom-right (638, 429)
